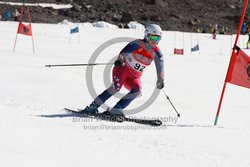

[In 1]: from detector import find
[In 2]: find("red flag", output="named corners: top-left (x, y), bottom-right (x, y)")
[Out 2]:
top-left (214, 0), bottom-right (249, 126)
top-left (174, 48), bottom-right (184, 55)
top-left (226, 47), bottom-right (250, 89)
top-left (17, 22), bottom-right (32, 36)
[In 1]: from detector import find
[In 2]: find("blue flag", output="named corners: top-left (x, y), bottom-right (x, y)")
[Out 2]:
top-left (70, 26), bottom-right (79, 34)
top-left (191, 44), bottom-right (199, 52)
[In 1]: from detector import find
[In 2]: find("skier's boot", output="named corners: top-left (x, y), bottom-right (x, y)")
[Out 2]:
top-left (80, 101), bottom-right (99, 114)
top-left (102, 108), bottom-right (125, 122)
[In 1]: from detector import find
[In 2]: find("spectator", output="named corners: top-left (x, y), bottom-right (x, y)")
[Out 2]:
top-left (246, 28), bottom-right (250, 49)
top-left (241, 22), bottom-right (247, 35)
top-left (224, 26), bottom-right (229, 34)
top-left (219, 26), bottom-right (225, 34)
top-left (212, 24), bottom-right (218, 39)
top-left (13, 8), bottom-right (20, 21)
top-left (4, 8), bottom-right (11, 21)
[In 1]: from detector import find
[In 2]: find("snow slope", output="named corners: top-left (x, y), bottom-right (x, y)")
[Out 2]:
top-left (0, 21), bottom-right (250, 167)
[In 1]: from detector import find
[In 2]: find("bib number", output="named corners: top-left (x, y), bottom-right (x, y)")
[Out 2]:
top-left (134, 63), bottom-right (145, 72)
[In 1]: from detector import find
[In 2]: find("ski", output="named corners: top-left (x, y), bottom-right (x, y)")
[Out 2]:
top-left (64, 108), bottom-right (162, 126)
top-left (64, 108), bottom-right (124, 122)
top-left (124, 117), bottom-right (162, 126)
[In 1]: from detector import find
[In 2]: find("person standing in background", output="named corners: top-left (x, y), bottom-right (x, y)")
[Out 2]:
top-left (246, 28), bottom-right (250, 49)
top-left (13, 8), bottom-right (20, 22)
top-left (4, 7), bottom-right (11, 21)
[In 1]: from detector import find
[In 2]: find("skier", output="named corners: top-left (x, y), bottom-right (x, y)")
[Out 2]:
top-left (82, 24), bottom-right (165, 119)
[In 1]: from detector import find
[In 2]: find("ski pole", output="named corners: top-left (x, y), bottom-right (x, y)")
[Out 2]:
top-left (162, 89), bottom-right (180, 117)
top-left (45, 63), bottom-right (113, 68)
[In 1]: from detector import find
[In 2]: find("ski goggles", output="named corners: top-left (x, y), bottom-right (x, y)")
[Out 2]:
top-left (149, 35), bottom-right (161, 42)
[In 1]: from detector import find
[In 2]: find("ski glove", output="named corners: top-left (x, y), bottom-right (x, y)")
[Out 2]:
top-left (156, 79), bottom-right (164, 89)
top-left (114, 58), bottom-right (124, 67)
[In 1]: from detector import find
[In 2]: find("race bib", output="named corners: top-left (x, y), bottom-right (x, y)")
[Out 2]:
top-left (124, 53), bottom-right (150, 73)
